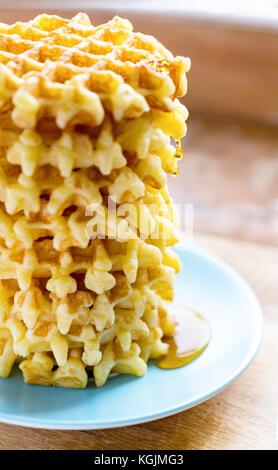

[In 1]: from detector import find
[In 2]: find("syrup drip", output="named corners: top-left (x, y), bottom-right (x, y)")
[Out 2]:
top-left (174, 140), bottom-right (183, 160)
top-left (156, 306), bottom-right (210, 369)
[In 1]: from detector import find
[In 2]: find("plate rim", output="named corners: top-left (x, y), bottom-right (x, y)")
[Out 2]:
top-left (0, 246), bottom-right (264, 430)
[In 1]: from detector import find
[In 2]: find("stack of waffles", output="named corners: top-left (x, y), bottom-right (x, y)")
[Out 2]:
top-left (0, 13), bottom-right (190, 388)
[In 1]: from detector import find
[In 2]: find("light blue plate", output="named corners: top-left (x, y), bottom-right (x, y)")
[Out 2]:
top-left (0, 247), bottom-right (263, 430)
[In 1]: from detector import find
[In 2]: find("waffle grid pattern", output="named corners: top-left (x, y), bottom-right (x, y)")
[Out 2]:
top-left (0, 12), bottom-right (189, 388)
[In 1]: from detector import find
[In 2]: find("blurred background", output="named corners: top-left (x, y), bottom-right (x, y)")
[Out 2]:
top-left (1, 0), bottom-right (278, 245)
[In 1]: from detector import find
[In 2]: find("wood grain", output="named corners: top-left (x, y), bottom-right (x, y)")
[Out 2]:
top-left (0, 233), bottom-right (277, 450)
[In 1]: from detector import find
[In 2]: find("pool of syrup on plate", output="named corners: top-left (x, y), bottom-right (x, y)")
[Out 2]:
top-left (156, 306), bottom-right (210, 369)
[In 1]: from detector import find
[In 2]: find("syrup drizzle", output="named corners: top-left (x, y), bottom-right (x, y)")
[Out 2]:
top-left (174, 140), bottom-right (183, 160)
top-left (156, 306), bottom-right (210, 369)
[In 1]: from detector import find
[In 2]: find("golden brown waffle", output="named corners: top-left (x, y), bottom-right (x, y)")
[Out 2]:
top-left (0, 13), bottom-right (190, 129)
top-left (0, 12), bottom-right (189, 388)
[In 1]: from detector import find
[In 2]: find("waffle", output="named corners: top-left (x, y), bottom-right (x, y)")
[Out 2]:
top-left (0, 12), bottom-right (189, 388)
top-left (0, 13), bottom-right (189, 128)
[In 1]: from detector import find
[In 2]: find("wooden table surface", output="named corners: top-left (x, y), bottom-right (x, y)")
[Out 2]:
top-left (0, 232), bottom-right (277, 450)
